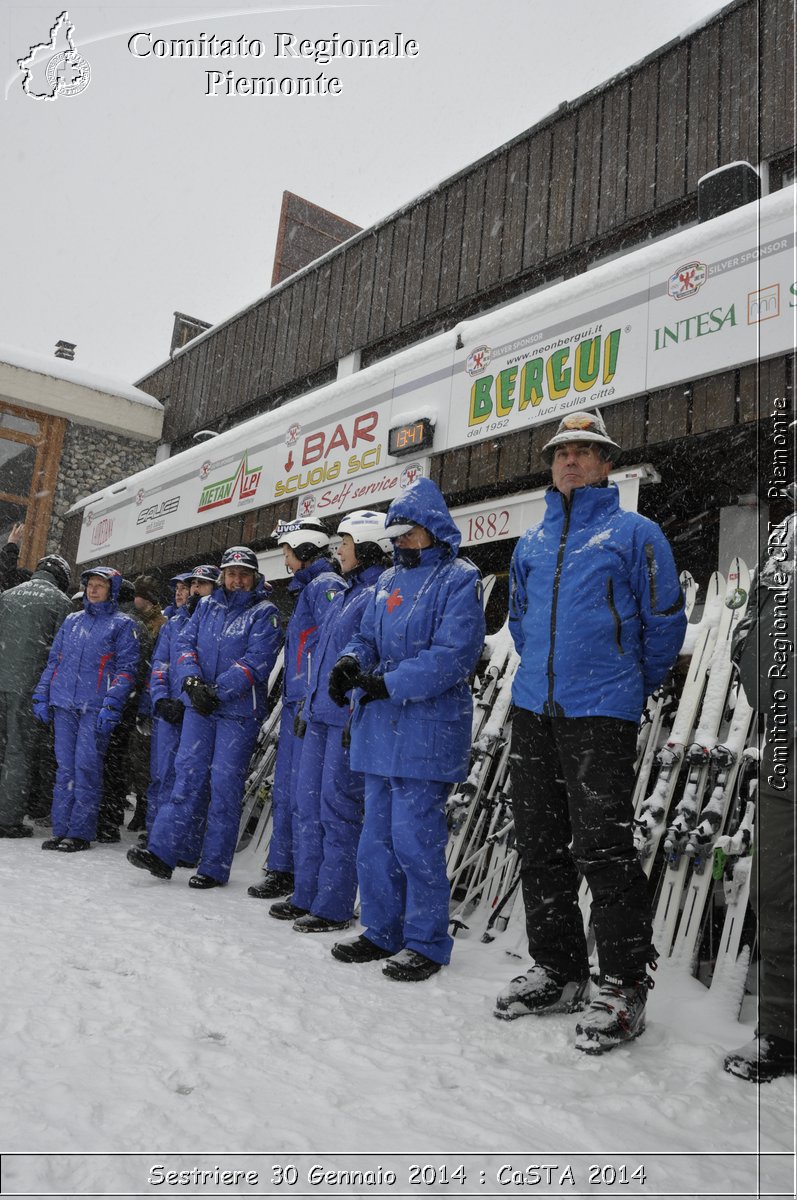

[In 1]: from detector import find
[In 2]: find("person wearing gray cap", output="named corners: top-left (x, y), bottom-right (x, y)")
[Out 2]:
top-left (495, 410), bottom-right (686, 1054)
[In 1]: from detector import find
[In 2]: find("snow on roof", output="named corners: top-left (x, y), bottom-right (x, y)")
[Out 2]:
top-left (0, 342), bottom-right (163, 411)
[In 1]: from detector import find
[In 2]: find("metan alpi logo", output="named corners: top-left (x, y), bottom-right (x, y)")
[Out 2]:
top-left (18, 11), bottom-right (91, 100)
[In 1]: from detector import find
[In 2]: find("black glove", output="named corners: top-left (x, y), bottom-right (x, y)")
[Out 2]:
top-left (155, 697), bottom-right (185, 725)
top-left (356, 673), bottom-right (390, 702)
top-left (328, 656), bottom-right (360, 708)
top-left (293, 700), bottom-right (307, 739)
top-left (182, 676), bottom-right (220, 716)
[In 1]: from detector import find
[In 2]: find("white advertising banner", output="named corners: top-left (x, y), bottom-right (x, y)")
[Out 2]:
top-left (77, 351), bottom-right (452, 561)
top-left (449, 283), bottom-right (649, 450)
top-left (450, 190), bottom-right (795, 448)
top-left (76, 188), bottom-right (794, 563)
top-left (645, 214), bottom-right (795, 389)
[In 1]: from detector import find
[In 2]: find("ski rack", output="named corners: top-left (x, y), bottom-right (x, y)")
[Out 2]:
top-left (651, 559), bottom-right (751, 956)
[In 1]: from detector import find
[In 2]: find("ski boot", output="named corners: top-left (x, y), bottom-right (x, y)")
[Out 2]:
top-left (575, 973), bottom-right (653, 1054)
top-left (331, 935), bottom-right (394, 963)
top-left (724, 1035), bottom-right (795, 1084)
top-left (247, 870), bottom-right (294, 899)
top-left (382, 949), bottom-right (442, 982)
top-left (495, 964), bottom-right (590, 1020)
top-left (269, 900), bottom-right (308, 921)
top-left (293, 913), bottom-right (352, 934)
top-left (126, 845), bottom-right (172, 879)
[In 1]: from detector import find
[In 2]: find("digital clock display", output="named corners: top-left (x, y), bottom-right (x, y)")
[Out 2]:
top-left (388, 418), bottom-right (434, 458)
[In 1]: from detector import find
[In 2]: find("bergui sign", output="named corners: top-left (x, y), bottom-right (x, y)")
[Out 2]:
top-left (77, 187), bottom-right (794, 562)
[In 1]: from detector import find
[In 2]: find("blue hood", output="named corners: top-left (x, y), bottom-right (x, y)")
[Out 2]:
top-left (79, 565), bottom-right (123, 603)
top-left (385, 478), bottom-right (461, 555)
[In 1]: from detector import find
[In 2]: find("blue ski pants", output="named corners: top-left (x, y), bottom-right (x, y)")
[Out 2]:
top-left (149, 709), bottom-right (258, 882)
top-left (291, 718), bottom-right (364, 920)
top-left (357, 774), bottom-right (453, 964)
top-left (146, 716), bottom-right (182, 838)
top-left (52, 707), bottom-right (110, 841)
top-left (266, 701), bottom-right (302, 875)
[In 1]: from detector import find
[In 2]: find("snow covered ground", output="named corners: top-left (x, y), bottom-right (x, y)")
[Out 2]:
top-left (1, 831), bottom-right (793, 1200)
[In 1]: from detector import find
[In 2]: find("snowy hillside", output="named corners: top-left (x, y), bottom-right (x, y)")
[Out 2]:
top-left (1, 833), bottom-right (793, 1199)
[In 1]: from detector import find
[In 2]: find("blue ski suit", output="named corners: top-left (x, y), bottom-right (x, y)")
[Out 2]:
top-left (291, 562), bottom-right (385, 919)
top-left (146, 603), bottom-right (191, 836)
top-left (342, 478), bottom-right (486, 964)
top-left (267, 557), bottom-right (345, 875)
top-left (33, 570), bottom-right (140, 841)
top-left (148, 579), bottom-right (282, 883)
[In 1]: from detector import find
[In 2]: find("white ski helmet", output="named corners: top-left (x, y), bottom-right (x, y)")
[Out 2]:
top-left (273, 518), bottom-right (330, 562)
top-left (337, 510), bottom-right (392, 554)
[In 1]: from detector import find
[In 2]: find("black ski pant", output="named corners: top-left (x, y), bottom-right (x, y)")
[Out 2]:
top-left (0, 690), bottom-right (39, 826)
top-left (98, 710), bottom-right (136, 834)
top-left (752, 725), bottom-right (795, 1047)
top-left (28, 724), bottom-right (57, 820)
top-left (510, 707), bottom-right (654, 984)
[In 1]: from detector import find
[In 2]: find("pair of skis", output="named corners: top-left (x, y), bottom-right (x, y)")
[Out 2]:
top-left (650, 559), bottom-right (752, 955)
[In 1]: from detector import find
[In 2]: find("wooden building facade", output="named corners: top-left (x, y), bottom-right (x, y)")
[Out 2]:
top-left (60, 0), bottom-right (795, 589)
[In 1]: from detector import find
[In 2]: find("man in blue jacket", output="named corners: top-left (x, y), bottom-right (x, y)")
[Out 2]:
top-left (247, 519), bottom-right (344, 900)
top-left (128, 547), bottom-right (282, 888)
top-left (495, 411), bottom-right (686, 1053)
top-left (142, 567), bottom-right (214, 845)
top-left (268, 510), bottom-right (391, 930)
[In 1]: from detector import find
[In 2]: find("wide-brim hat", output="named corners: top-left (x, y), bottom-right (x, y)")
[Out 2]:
top-left (541, 410), bottom-right (621, 465)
